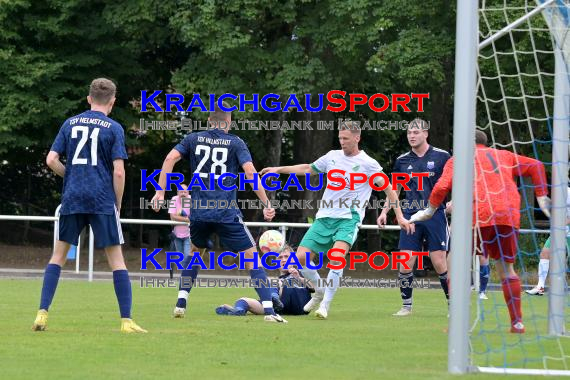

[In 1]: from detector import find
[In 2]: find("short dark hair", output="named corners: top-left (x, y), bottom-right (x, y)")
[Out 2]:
top-left (475, 130), bottom-right (488, 146)
top-left (210, 101), bottom-right (231, 122)
top-left (89, 78), bottom-right (116, 105)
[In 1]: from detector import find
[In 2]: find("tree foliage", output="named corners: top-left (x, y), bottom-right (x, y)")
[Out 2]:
top-left (0, 0), bottom-right (557, 249)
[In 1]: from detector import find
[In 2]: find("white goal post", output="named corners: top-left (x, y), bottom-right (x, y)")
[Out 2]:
top-left (449, 0), bottom-right (570, 375)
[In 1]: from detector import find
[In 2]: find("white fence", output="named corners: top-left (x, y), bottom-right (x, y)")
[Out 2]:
top-left (0, 211), bottom-right (550, 282)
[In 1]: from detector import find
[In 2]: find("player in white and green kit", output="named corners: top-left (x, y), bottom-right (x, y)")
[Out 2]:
top-left (261, 122), bottom-right (414, 319)
top-left (526, 186), bottom-right (570, 296)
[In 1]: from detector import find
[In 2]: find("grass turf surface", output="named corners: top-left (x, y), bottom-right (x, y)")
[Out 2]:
top-left (1, 278), bottom-right (568, 379)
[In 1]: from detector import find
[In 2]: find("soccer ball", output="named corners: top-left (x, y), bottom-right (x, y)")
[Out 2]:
top-left (259, 230), bottom-right (285, 252)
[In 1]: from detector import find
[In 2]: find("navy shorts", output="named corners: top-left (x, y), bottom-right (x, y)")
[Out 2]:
top-left (399, 209), bottom-right (449, 251)
top-left (58, 209), bottom-right (124, 249)
top-left (190, 216), bottom-right (255, 252)
top-left (280, 287), bottom-right (311, 315)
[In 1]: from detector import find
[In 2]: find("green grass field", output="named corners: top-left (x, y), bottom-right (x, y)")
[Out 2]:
top-left (1, 278), bottom-right (568, 379)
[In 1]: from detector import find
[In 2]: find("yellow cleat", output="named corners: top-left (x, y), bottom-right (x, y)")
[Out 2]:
top-left (32, 309), bottom-right (48, 331)
top-left (120, 318), bottom-right (148, 334)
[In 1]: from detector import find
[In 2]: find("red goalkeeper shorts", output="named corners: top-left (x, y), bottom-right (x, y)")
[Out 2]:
top-left (475, 225), bottom-right (519, 263)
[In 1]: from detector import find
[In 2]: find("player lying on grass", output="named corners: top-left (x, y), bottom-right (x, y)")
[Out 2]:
top-left (409, 130), bottom-right (550, 333)
top-left (33, 78), bottom-right (146, 333)
top-left (526, 184), bottom-right (570, 296)
top-left (216, 245), bottom-right (313, 316)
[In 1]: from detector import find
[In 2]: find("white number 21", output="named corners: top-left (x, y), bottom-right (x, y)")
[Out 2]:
top-left (71, 126), bottom-right (100, 166)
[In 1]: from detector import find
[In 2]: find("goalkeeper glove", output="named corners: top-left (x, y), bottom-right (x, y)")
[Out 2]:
top-left (409, 205), bottom-right (437, 223)
top-left (537, 195), bottom-right (551, 218)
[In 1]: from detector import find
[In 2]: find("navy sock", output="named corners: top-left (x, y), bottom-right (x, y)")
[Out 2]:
top-left (249, 268), bottom-right (274, 315)
top-left (39, 263), bottom-right (61, 310)
top-left (233, 299), bottom-right (249, 316)
top-left (438, 271), bottom-right (450, 300)
top-left (480, 265), bottom-right (490, 293)
top-left (177, 266), bottom-right (199, 308)
top-left (399, 272), bottom-right (414, 308)
top-left (113, 270), bottom-right (132, 319)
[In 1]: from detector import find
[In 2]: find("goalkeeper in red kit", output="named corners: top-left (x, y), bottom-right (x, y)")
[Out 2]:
top-left (409, 131), bottom-right (551, 334)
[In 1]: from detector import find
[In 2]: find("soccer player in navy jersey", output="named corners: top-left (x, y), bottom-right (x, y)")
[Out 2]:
top-left (215, 246), bottom-right (313, 317)
top-left (32, 78), bottom-right (146, 333)
top-left (378, 119), bottom-right (451, 316)
top-left (151, 102), bottom-right (286, 323)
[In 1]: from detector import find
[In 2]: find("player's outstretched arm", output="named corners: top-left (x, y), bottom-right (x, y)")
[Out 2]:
top-left (243, 161), bottom-right (275, 221)
top-left (260, 164), bottom-right (316, 176)
top-left (46, 151), bottom-right (65, 178)
top-left (151, 149), bottom-right (182, 212)
top-left (113, 159), bottom-right (125, 213)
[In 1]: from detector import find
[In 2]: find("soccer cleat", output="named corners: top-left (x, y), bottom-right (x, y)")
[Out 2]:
top-left (303, 292), bottom-right (324, 313)
top-left (479, 292), bottom-right (488, 300)
top-left (121, 318), bottom-right (148, 333)
top-left (272, 293), bottom-right (284, 313)
top-left (510, 321), bottom-right (525, 334)
top-left (315, 304), bottom-right (329, 320)
top-left (525, 286), bottom-right (544, 296)
top-left (264, 314), bottom-right (288, 323)
top-left (31, 309), bottom-right (48, 331)
top-left (393, 307), bottom-right (412, 317)
top-left (173, 307), bottom-right (186, 318)
top-left (215, 305), bottom-right (236, 315)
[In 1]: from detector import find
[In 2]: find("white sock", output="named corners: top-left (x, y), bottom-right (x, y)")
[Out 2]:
top-left (322, 269), bottom-right (344, 308)
top-left (300, 268), bottom-right (323, 294)
top-left (178, 290), bottom-right (189, 300)
top-left (537, 259), bottom-right (550, 288)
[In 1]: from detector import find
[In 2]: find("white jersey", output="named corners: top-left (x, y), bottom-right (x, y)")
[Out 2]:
top-left (311, 150), bottom-right (383, 221)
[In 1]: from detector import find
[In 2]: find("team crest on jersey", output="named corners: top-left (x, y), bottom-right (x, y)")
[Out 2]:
top-left (427, 161), bottom-right (435, 169)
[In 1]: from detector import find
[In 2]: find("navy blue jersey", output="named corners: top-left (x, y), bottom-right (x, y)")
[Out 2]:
top-left (278, 273), bottom-right (312, 315)
top-left (175, 129), bottom-right (252, 223)
top-left (393, 145), bottom-right (450, 214)
top-left (50, 110), bottom-right (128, 215)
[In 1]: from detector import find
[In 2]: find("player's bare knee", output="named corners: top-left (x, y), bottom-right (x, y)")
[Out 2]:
top-left (430, 250), bottom-right (448, 272)
top-left (296, 246), bottom-right (312, 267)
top-left (50, 241), bottom-right (70, 266)
top-left (396, 250), bottom-right (415, 273)
top-left (540, 247), bottom-right (550, 260)
top-left (104, 245), bottom-right (127, 271)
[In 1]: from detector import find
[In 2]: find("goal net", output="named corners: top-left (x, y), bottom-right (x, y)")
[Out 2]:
top-left (469, 0), bottom-right (570, 375)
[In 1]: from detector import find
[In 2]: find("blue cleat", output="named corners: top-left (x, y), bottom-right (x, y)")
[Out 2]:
top-left (216, 305), bottom-right (235, 315)
top-left (216, 304), bottom-right (247, 316)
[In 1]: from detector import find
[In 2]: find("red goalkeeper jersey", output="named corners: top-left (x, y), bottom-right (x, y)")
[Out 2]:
top-left (429, 145), bottom-right (548, 229)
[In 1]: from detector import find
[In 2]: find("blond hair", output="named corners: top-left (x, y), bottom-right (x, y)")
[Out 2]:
top-left (338, 120), bottom-right (361, 135)
top-left (89, 78), bottom-right (116, 105)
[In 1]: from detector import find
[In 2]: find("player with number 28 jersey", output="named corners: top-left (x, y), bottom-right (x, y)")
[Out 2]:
top-left (174, 129), bottom-right (251, 223)
top-left (151, 102), bottom-right (286, 323)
